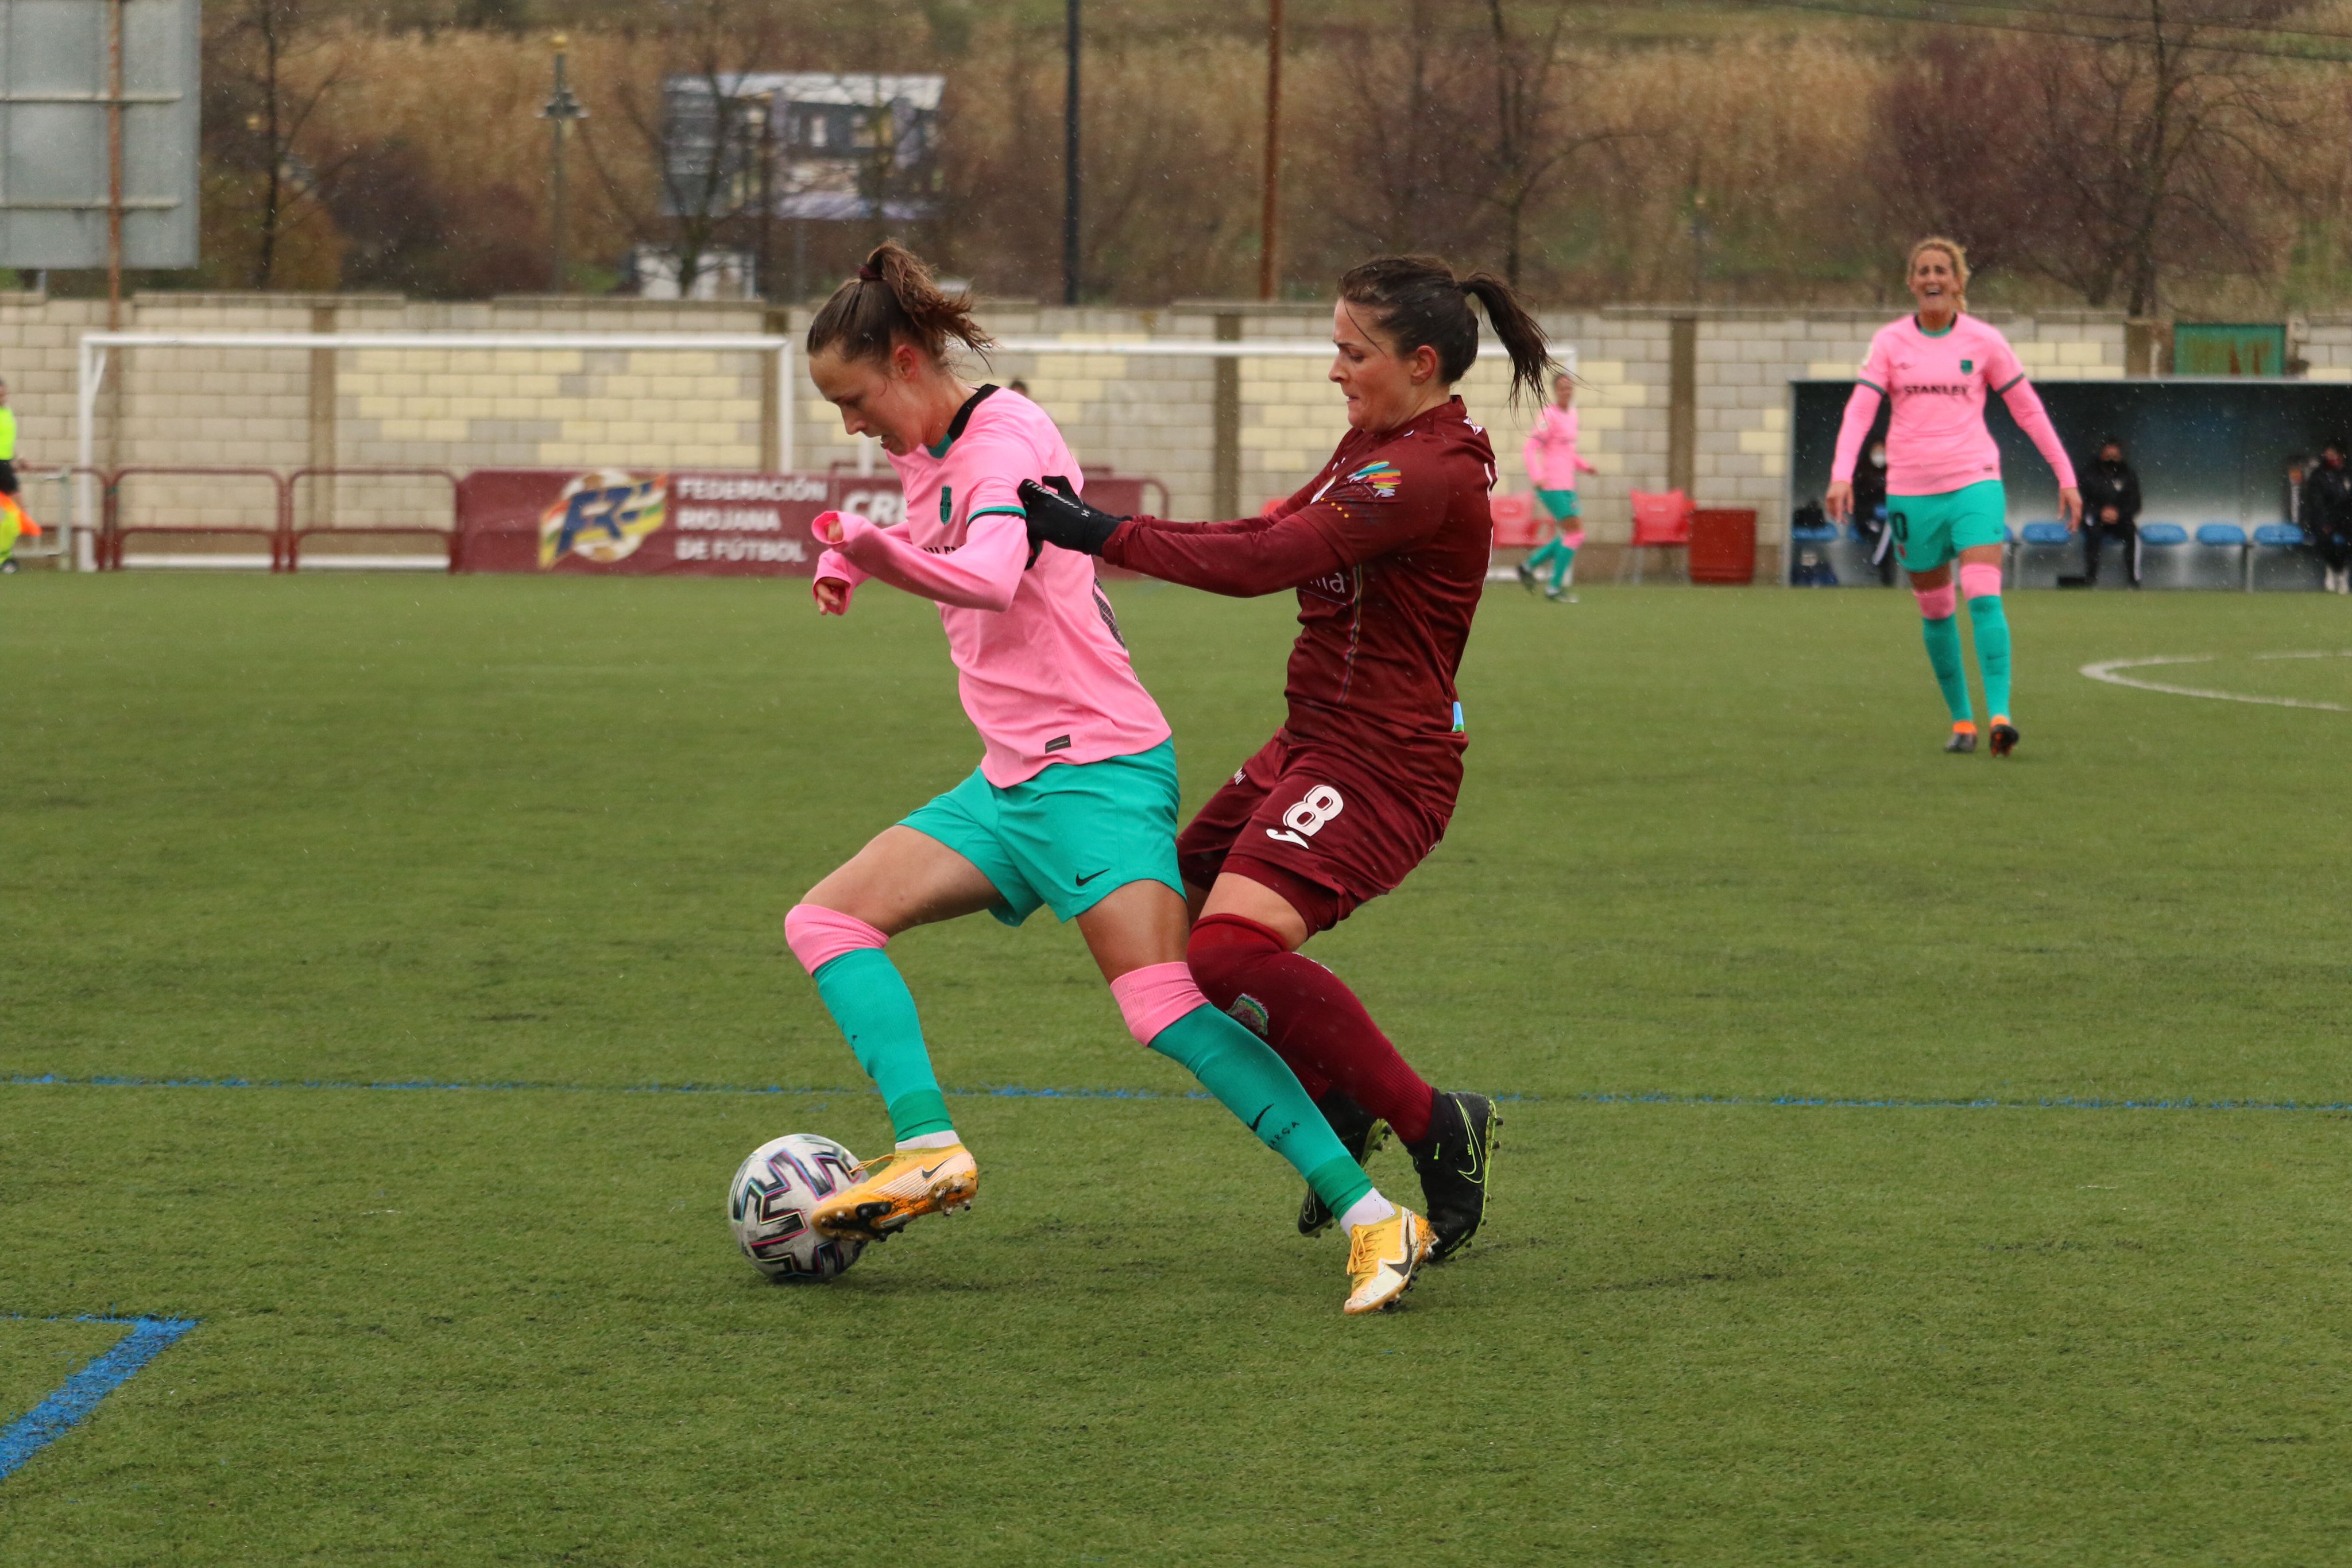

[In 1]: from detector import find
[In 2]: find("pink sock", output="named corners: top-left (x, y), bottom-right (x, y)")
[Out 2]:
top-left (784, 904), bottom-right (888, 974)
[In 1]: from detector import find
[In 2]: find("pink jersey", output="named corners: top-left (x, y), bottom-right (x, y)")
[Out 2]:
top-left (1522, 404), bottom-right (1595, 491)
top-left (1832, 313), bottom-right (2076, 497)
top-left (812, 386), bottom-right (1170, 787)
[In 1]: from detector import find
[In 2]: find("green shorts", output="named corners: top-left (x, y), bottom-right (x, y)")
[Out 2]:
top-left (1535, 488), bottom-right (1579, 521)
top-left (900, 738), bottom-right (1185, 927)
top-left (1886, 481), bottom-right (2007, 572)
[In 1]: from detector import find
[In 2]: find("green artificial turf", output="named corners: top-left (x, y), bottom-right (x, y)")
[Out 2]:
top-left (4, 575), bottom-right (2350, 1563)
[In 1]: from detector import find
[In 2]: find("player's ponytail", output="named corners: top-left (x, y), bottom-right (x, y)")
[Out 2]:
top-left (806, 241), bottom-right (995, 368)
top-left (1337, 255), bottom-right (1557, 409)
top-left (1459, 274), bottom-right (1554, 411)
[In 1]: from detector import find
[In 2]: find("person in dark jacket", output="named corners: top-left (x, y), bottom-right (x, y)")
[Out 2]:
top-left (1851, 439), bottom-right (1898, 584)
top-left (2305, 442), bottom-right (2352, 594)
top-left (2079, 439), bottom-right (2143, 587)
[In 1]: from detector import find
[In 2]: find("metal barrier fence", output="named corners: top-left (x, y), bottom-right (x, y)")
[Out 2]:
top-left (285, 468), bottom-right (463, 572)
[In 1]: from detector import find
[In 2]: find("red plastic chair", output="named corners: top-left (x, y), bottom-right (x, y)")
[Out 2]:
top-left (1626, 489), bottom-right (1694, 583)
top-left (1488, 491), bottom-right (1541, 550)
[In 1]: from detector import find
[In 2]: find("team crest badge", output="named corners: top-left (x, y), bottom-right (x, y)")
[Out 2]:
top-left (1961, 358), bottom-right (1974, 373)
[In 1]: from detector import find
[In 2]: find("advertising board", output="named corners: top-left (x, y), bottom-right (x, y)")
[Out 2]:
top-left (457, 469), bottom-right (908, 575)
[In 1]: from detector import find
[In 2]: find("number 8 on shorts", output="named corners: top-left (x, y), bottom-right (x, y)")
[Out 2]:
top-left (1267, 784), bottom-right (1344, 849)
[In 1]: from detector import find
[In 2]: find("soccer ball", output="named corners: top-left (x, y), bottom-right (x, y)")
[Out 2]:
top-left (728, 1133), bottom-right (866, 1281)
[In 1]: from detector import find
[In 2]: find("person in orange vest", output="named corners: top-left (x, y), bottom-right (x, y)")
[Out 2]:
top-left (0, 379), bottom-right (42, 574)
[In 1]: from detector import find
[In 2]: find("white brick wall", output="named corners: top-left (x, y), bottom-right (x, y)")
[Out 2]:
top-left (0, 292), bottom-right (2137, 553)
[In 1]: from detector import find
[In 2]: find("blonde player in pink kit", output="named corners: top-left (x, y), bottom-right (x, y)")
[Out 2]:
top-left (783, 243), bottom-right (1432, 1315)
top-left (1826, 238), bottom-right (2082, 757)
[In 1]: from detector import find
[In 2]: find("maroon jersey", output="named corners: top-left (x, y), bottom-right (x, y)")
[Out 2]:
top-left (1101, 396), bottom-right (1496, 791)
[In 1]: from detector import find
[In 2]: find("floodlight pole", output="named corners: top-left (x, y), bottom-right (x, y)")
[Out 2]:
top-left (754, 95), bottom-right (776, 301)
top-left (541, 36), bottom-right (589, 293)
top-left (1259, 0), bottom-right (1283, 302)
top-left (1063, 0), bottom-right (1081, 307)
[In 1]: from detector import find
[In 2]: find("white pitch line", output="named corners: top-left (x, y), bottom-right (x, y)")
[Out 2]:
top-left (2079, 652), bottom-right (2352, 712)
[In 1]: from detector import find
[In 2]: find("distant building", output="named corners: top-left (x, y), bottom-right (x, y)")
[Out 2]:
top-left (631, 247), bottom-right (756, 300)
top-left (662, 72), bottom-right (945, 226)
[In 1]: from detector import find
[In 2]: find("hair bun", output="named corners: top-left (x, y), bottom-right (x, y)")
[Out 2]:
top-left (856, 264), bottom-right (883, 282)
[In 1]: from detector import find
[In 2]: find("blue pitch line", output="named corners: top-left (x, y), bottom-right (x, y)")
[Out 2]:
top-left (0, 1317), bottom-right (199, 1482)
top-left (1554, 1090), bottom-right (2352, 1112)
top-left (7, 1072), bottom-right (2352, 1113)
top-left (2, 1072), bottom-right (1214, 1101)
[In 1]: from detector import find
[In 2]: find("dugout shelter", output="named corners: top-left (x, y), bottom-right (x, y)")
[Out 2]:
top-left (1786, 378), bottom-right (2352, 587)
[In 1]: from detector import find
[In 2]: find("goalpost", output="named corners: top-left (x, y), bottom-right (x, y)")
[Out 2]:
top-left (72, 331), bottom-right (799, 571)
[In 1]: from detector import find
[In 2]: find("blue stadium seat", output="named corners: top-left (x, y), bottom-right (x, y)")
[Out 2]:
top-left (2021, 521), bottom-right (2071, 545)
top-left (2137, 522), bottom-right (2188, 545)
top-left (2250, 521), bottom-right (2324, 591)
top-left (2196, 522), bottom-right (2247, 547)
top-left (1789, 523), bottom-right (1839, 543)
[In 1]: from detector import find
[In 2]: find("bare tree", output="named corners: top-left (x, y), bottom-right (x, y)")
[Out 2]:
top-left (2046, 0), bottom-right (2301, 313)
top-left (202, 0), bottom-right (354, 288)
top-left (1315, 0), bottom-right (1494, 257)
top-left (1480, 0), bottom-right (1626, 287)
top-left (1875, 4), bottom-right (2303, 313)
top-left (1869, 36), bottom-right (2061, 285)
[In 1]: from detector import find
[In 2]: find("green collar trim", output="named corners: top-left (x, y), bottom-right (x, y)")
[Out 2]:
top-left (1913, 313), bottom-right (1958, 338)
top-left (925, 384), bottom-right (1000, 459)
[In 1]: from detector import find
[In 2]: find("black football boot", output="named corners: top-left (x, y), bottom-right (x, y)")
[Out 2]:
top-left (1406, 1090), bottom-right (1499, 1262)
top-left (1297, 1090), bottom-right (1390, 1238)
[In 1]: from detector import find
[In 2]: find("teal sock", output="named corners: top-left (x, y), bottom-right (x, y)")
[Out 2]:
top-left (1147, 1005), bottom-right (1375, 1216)
top-left (810, 948), bottom-right (953, 1142)
top-left (1526, 538), bottom-right (1562, 572)
top-left (1549, 544), bottom-right (1577, 590)
top-left (1921, 614), bottom-right (1972, 722)
top-left (1968, 594), bottom-right (2013, 718)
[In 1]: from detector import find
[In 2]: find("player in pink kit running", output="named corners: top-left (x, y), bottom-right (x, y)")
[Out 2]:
top-left (1825, 238), bottom-right (2081, 757)
top-left (783, 243), bottom-right (1432, 1315)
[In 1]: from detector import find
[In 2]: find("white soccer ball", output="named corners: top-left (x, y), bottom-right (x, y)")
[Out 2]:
top-left (728, 1133), bottom-right (867, 1281)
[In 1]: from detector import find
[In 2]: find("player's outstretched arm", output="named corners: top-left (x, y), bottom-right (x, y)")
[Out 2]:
top-left (1105, 510), bottom-right (1348, 597)
top-left (817, 509), bottom-right (1026, 613)
top-left (1825, 382), bottom-right (1884, 525)
top-left (1020, 477), bottom-right (1352, 597)
top-left (1066, 471), bottom-right (1457, 598)
top-left (1995, 375), bottom-right (2082, 526)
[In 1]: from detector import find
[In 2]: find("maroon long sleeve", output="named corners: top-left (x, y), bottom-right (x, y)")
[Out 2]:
top-left (1100, 509), bottom-right (1349, 597)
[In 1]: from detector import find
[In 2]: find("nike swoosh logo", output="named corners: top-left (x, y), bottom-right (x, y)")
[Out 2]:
top-left (1456, 1121), bottom-right (1488, 1186)
top-left (919, 1162), bottom-right (950, 1180)
top-left (1248, 1105), bottom-right (1274, 1133)
top-left (1075, 868), bottom-right (1108, 886)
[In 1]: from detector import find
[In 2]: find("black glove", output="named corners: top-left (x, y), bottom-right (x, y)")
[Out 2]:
top-left (1018, 476), bottom-right (1127, 558)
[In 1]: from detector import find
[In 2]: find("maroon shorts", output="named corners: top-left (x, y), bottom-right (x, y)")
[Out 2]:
top-left (1177, 729), bottom-right (1457, 932)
